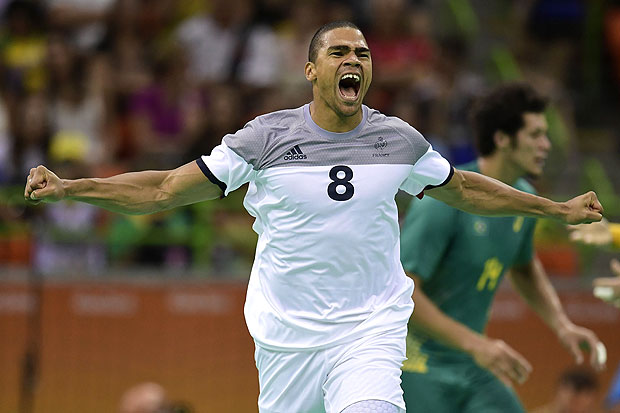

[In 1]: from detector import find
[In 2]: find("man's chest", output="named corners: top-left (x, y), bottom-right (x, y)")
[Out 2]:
top-left (252, 164), bottom-right (412, 214)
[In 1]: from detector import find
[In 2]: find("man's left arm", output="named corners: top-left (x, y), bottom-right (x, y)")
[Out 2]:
top-left (508, 257), bottom-right (605, 371)
top-left (427, 169), bottom-right (603, 225)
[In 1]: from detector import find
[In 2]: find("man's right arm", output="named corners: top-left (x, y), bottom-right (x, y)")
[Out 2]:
top-left (24, 161), bottom-right (223, 215)
top-left (410, 274), bottom-right (532, 385)
top-left (428, 169), bottom-right (603, 225)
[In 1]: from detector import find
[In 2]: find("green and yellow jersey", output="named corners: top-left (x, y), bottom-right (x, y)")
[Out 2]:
top-left (400, 161), bottom-right (537, 372)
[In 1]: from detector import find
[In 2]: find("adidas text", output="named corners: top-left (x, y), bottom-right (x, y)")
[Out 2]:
top-left (284, 153), bottom-right (307, 160)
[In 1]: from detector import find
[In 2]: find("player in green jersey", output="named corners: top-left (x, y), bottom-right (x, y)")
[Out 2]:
top-left (400, 83), bottom-right (606, 412)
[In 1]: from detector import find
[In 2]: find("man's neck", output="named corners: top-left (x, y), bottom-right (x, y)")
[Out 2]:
top-left (309, 101), bottom-right (363, 133)
top-left (478, 155), bottom-right (521, 186)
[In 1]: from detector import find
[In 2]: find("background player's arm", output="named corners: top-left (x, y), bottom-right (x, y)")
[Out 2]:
top-left (508, 258), bottom-right (605, 370)
top-left (427, 170), bottom-right (603, 225)
top-left (409, 274), bottom-right (532, 385)
top-left (568, 218), bottom-right (620, 248)
top-left (24, 162), bottom-right (222, 215)
top-left (567, 220), bottom-right (620, 306)
top-left (592, 259), bottom-right (620, 307)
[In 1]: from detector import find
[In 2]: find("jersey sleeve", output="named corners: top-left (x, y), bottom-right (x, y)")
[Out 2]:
top-left (400, 196), bottom-right (459, 281)
top-left (512, 218), bottom-right (537, 266)
top-left (400, 145), bottom-right (453, 197)
top-left (197, 118), bottom-right (266, 196)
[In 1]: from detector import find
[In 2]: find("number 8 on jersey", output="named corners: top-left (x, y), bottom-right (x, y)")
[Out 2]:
top-left (328, 165), bottom-right (354, 201)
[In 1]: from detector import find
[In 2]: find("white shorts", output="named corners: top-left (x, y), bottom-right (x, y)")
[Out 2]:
top-left (254, 326), bottom-right (407, 413)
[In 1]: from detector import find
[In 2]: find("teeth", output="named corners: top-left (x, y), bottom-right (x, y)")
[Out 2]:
top-left (341, 74), bottom-right (360, 82)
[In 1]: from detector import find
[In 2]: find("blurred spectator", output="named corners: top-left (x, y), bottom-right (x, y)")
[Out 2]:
top-left (274, 1), bottom-right (322, 108)
top-left (186, 83), bottom-right (243, 159)
top-left (12, 92), bottom-right (50, 182)
top-left (530, 367), bottom-right (601, 413)
top-left (0, 0), bottom-right (47, 92)
top-left (97, 0), bottom-right (153, 94)
top-left (96, 0), bottom-right (154, 163)
top-left (0, 0), bottom-right (47, 111)
top-left (364, 0), bottom-right (436, 111)
top-left (47, 32), bottom-right (109, 166)
top-left (127, 47), bottom-right (204, 169)
top-left (402, 35), bottom-right (484, 165)
top-left (174, 0), bottom-right (282, 87)
top-left (45, 0), bottom-right (115, 51)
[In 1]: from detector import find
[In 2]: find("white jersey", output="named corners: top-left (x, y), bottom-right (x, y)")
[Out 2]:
top-left (199, 104), bottom-right (452, 351)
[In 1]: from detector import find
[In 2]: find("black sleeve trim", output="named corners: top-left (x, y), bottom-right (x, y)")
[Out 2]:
top-left (415, 165), bottom-right (454, 200)
top-left (196, 158), bottom-right (227, 197)
top-left (424, 164), bottom-right (454, 191)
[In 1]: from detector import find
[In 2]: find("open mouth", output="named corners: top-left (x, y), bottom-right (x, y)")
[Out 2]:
top-left (338, 73), bottom-right (361, 101)
top-left (535, 156), bottom-right (547, 166)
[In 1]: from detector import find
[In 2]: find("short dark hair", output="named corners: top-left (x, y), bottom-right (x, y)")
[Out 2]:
top-left (308, 21), bottom-right (362, 63)
top-left (470, 82), bottom-right (548, 156)
top-left (558, 367), bottom-right (599, 392)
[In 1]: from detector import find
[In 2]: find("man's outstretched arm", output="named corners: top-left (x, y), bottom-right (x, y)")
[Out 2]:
top-left (24, 162), bottom-right (222, 215)
top-left (427, 169), bottom-right (603, 225)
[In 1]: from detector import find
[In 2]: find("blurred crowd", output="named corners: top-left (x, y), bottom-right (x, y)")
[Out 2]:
top-left (0, 0), bottom-right (619, 276)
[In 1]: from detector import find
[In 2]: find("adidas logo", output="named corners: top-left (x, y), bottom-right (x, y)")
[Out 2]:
top-left (283, 145), bottom-right (307, 160)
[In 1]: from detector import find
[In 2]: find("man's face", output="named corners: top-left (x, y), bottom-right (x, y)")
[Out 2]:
top-left (506, 112), bottom-right (551, 177)
top-left (306, 27), bottom-right (372, 118)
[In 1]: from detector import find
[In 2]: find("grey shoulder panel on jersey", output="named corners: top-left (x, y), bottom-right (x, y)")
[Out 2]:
top-left (223, 106), bottom-right (432, 169)
top-left (222, 107), bottom-right (306, 169)
top-left (365, 108), bottom-right (431, 161)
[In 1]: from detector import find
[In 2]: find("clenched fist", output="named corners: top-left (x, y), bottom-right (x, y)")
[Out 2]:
top-left (562, 191), bottom-right (604, 225)
top-left (24, 165), bottom-right (66, 204)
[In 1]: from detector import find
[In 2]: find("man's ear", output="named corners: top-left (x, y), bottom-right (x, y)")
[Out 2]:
top-left (305, 62), bottom-right (316, 82)
top-left (493, 130), bottom-right (511, 151)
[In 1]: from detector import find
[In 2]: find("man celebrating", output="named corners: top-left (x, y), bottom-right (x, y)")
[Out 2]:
top-left (25, 23), bottom-right (603, 413)
top-left (400, 83), bottom-right (605, 413)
